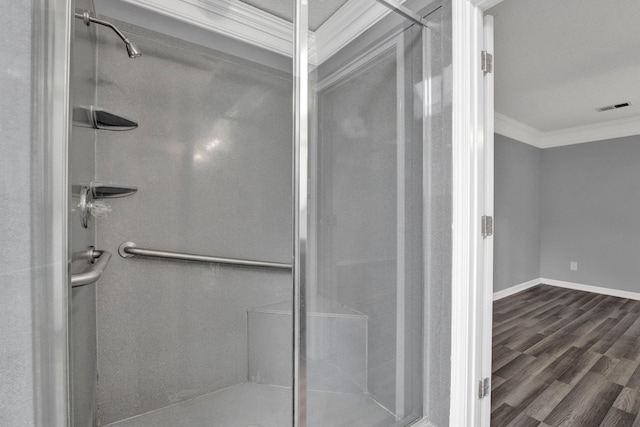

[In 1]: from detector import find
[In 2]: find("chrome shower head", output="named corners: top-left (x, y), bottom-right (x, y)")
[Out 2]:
top-left (75, 10), bottom-right (142, 59)
top-left (125, 40), bottom-right (142, 58)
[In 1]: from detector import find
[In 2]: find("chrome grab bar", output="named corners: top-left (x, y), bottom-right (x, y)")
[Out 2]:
top-left (118, 242), bottom-right (292, 270)
top-left (71, 250), bottom-right (112, 287)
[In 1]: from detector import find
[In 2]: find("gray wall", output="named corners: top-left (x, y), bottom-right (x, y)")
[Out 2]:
top-left (495, 133), bottom-right (640, 295)
top-left (0, 1), bottom-right (35, 425)
top-left (494, 134), bottom-right (542, 292)
top-left (540, 135), bottom-right (640, 292)
top-left (94, 22), bottom-right (293, 424)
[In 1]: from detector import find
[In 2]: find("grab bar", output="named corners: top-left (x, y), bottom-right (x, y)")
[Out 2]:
top-left (71, 250), bottom-right (112, 287)
top-left (118, 242), bottom-right (292, 270)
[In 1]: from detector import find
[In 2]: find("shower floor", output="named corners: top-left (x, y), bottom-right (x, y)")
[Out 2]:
top-left (105, 383), bottom-right (395, 427)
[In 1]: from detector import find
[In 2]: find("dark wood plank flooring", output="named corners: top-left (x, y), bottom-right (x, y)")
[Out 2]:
top-left (492, 284), bottom-right (640, 426)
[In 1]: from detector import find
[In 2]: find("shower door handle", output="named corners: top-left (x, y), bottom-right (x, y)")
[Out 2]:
top-left (71, 250), bottom-right (112, 288)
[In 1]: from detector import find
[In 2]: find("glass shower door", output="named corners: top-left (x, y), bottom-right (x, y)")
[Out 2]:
top-left (69, 1), bottom-right (296, 426)
top-left (63, 0), bottom-right (450, 425)
top-left (298, 6), bottom-right (428, 425)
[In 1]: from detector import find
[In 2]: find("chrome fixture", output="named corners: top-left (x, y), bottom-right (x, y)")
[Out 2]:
top-left (118, 242), bottom-right (293, 270)
top-left (90, 183), bottom-right (137, 199)
top-left (73, 106), bottom-right (138, 131)
top-left (76, 183), bottom-right (136, 228)
top-left (71, 249), bottom-right (112, 287)
top-left (78, 186), bottom-right (112, 229)
top-left (74, 10), bottom-right (142, 58)
top-left (72, 245), bottom-right (101, 263)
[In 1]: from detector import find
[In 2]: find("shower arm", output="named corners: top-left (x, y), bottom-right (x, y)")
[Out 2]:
top-left (74, 10), bottom-right (142, 58)
top-left (75, 11), bottom-right (130, 45)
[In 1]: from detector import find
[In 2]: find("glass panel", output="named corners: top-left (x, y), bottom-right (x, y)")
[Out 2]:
top-left (66, 1), bottom-right (295, 425)
top-left (304, 2), bottom-right (430, 425)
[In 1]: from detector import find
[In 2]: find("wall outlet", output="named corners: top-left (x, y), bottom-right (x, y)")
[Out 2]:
top-left (570, 261), bottom-right (578, 271)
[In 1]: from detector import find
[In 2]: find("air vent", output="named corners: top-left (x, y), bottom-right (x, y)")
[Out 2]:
top-left (597, 102), bottom-right (631, 112)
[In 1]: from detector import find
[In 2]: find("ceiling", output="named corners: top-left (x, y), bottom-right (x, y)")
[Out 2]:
top-left (489, 0), bottom-right (640, 135)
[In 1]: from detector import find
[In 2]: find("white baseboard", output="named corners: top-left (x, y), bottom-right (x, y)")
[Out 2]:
top-left (540, 278), bottom-right (640, 301)
top-left (493, 277), bottom-right (640, 301)
top-left (493, 278), bottom-right (541, 301)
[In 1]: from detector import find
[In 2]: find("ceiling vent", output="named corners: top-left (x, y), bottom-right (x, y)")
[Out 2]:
top-left (597, 102), bottom-right (631, 112)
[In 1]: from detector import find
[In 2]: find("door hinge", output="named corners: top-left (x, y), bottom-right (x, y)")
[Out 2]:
top-left (481, 215), bottom-right (493, 238)
top-left (481, 50), bottom-right (493, 73)
top-left (478, 377), bottom-right (491, 399)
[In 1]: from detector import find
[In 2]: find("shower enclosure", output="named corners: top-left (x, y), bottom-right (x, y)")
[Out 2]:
top-left (61, 0), bottom-right (452, 425)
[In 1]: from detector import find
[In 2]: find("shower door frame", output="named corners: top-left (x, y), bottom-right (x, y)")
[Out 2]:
top-left (293, 0), bottom-right (308, 425)
top-left (32, 0), bottom-right (74, 426)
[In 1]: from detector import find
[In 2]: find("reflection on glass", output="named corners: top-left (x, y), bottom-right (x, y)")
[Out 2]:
top-left (305, 8), bottom-right (427, 427)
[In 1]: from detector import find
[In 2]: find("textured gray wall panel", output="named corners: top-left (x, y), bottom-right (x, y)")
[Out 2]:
top-left (540, 135), bottom-right (640, 292)
top-left (423, 3), bottom-right (452, 425)
top-left (0, 1), bottom-right (35, 425)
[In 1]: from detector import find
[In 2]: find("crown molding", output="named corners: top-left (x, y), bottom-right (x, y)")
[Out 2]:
top-left (95, 0), bottom-right (398, 66)
top-left (494, 113), bottom-right (543, 148)
top-left (539, 116), bottom-right (640, 148)
top-left (313, 0), bottom-right (398, 64)
top-left (495, 113), bottom-right (640, 149)
top-left (97, 0), bottom-right (295, 58)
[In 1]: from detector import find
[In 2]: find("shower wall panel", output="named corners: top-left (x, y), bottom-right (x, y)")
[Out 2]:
top-left (0, 1), bottom-right (36, 425)
top-left (94, 22), bottom-right (293, 424)
top-left (423, 4), bottom-right (452, 426)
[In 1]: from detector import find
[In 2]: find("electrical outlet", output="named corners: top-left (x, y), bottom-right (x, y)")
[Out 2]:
top-left (570, 261), bottom-right (578, 271)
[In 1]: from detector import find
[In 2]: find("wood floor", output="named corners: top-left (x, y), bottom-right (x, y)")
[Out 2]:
top-left (492, 284), bottom-right (640, 426)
